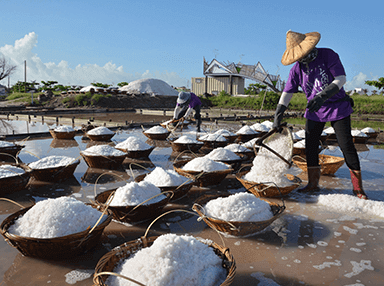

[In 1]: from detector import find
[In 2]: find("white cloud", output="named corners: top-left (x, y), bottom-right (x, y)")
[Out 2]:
top-left (345, 72), bottom-right (379, 94)
top-left (0, 32), bottom-right (188, 87)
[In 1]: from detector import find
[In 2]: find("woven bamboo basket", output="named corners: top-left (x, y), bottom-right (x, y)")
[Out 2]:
top-left (143, 131), bottom-right (171, 141)
top-left (0, 205), bottom-right (112, 259)
top-left (0, 145), bottom-right (25, 161)
top-left (86, 133), bottom-right (115, 142)
top-left (93, 235), bottom-right (236, 286)
top-left (365, 131), bottom-right (379, 140)
top-left (192, 194), bottom-right (285, 237)
top-left (94, 189), bottom-right (171, 224)
top-left (173, 160), bottom-right (233, 187)
top-left (81, 153), bottom-right (126, 169)
top-left (135, 173), bottom-right (194, 201)
top-left (212, 154), bottom-right (247, 173)
top-left (116, 146), bottom-right (155, 159)
top-left (235, 133), bottom-right (258, 143)
top-left (223, 134), bottom-right (238, 143)
top-left (198, 139), bottom-right (228, 149)
top-left (29, 160), bottom-right (80, 182)
top-left (0, 163), bottom-right (31, 196)
top-left (49, 129), bottom-right (77, 140)
top-left (292, 154), bottom-right (345, 175)
top-left (352, 135), bottom-right (369, 144)
top-left (235, 171), bottom-right (301, 198)
top-left (170, 141), bottom-right (203, 153)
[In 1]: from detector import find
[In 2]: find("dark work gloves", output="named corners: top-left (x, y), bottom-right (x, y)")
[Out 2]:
top-left (272, 104), bottom-right (287, 130)
top-left (307, 83), bottom-right (340, 113)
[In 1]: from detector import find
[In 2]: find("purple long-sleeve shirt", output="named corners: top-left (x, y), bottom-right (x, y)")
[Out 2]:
top-left (283, 48), bottom-right (353, 122)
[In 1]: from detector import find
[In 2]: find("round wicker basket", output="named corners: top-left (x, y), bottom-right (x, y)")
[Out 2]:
top-left (0, 205), bottom-right (112, 259)
top-left (173, 160), bottom-right (233, 187)
top-left (235, 133), bottom-right (258, 143)
top-left (292, 154), bottom-right (345, 175)
top-left (222, 134), bottom-right (238, 143)
top-left (143, 131), bottom-right (171, 141)
top-left (352, 135), bottom-right (369, 144)
top-left (0, 145), bottom-right (25, 161)
top-left (0, 163), bottom-right (31, 196)
top-left (49, 129), bottom-right (77, 140)
top-left (29, 160), bottom-right (80, 182)
top-left (235, 171), bottom-right (301, 198)
top-left (192, 194), bottom-right (285, 237)
top-left (86, 133), bottom-right (115, 142)
top-left (80, 153), bottom-right (126, 169)
top-left (135, 173), bottom-right (194, 201)
top-left (93, 235), bottom-right (236, 286)
top-left (116, 146), bottom-right (155, 159)
top-left (170, 141), bottom-right (203, 153)
top-left (197, 139), bottom-right (228, 149)
top-left (94, 189), bottom-right (171, 224)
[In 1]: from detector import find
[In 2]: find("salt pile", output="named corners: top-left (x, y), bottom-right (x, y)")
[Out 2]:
top-left (143, 167), bottom-right (189, 186)
top-left (118, 78), bottom-right (179, 96)
top-left (106, 233), bottom-right (226, 286)
top-left (295, 129), bottom-right (306, 139)
top-left (324, 126), bottom-right (335, 134)
top-left (0, 141), bottom-right (15, 147)
top-left (144, 125), bottom-right (169, 134)
top-left (243, 133), bottom-right (293, 187)
top-left (81, 145), bottom-right (125, 156)
top-left (351, 130), bottom-right (368, 137)
top-left (199, 134), bottom-right (227, 142)
top-left (225, 143), bottom-right (252, 153)
top-left (205, 148), bottom-right (240, 161)
top-left (214, 129), bottom-right (236, 136)
top-left (236, 125), bottom-right (257, 135)
top-left (0, 165), bottom-right (25, 178)
top-left (291, 132), bottom-right (302, 141)
top-left (87, 126), bottom-right (114, 135)
top-left (174, 135), bottom-right (202, 144)
top-left (250, 123), bottom-right (269, 132)
top-left (241, 138), bottom-right (258, 149)
top-left (115, 136), bottom-right (152, 151)
top-left (8, 196), bottom-right (107, 238)
top-left (109, 181), bottom-right (166, 206)
top-left (361, 127), bottom-right (376, 134)
top-left (261, 120), bottom-right (273, 129)
top-left (204, 193), bottom-right (273, 222)
top-left (29, 155), bottom-right (78, 169)
top-left (182, 157), bottom-right (229, 172)
top-left (54, 125), bottom-right (75, 132)
top-left (317, 194), bottom-right (384, 218)
top-left (294, 139), bottom-right (306, 148)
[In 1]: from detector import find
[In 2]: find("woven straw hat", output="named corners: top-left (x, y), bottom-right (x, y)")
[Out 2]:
top-left (281, 30), bottom-right (321, 66)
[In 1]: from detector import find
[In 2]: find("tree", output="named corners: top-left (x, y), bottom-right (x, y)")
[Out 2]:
top-left (365, 77), bottom-right (384, 93)
top-left (0, 56), bottom-right (17, 81)
top-left (91, 82), bottom-right (110, 88)
top-left (117, 82), bottom-right (129, 87)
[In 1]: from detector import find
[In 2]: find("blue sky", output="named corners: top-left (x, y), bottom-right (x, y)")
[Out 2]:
top-left (0, 0), bottom-right (383, 92)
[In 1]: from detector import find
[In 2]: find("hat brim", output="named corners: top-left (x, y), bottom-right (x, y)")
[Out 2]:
top-left (281, 32), bottom-right (321, 66)
top-left (177, 98), bottom-right (187, 104)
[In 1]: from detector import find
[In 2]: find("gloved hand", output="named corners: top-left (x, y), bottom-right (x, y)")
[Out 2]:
top-left (307, 83), bottom-right (340, 113)
top-left (272, 104), bottom-right (287, 130)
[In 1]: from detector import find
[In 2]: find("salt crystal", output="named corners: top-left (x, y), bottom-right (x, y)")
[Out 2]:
top-left (143, 167), bottom-right (189, 186)
top-left (28, 155), bottom-right (78, 169)
top-left (81, 145), bottom-right (125, 156)
top-left (87, 126), bottom-right (114, 135)
top-left (115, 136), bottom-right (152, 151)
top-left (54, 125), bottom-right (75, 132)
top-left (0, 165), bottom-right (25, 178)
top-left (144, 125), bottom-right (168, 134)
top-left (236, 125), bottom-right (257, 135)
top-left (205, 147), bottom-right (240, 161)
top-left (182, 157), bottom-right (229, 172)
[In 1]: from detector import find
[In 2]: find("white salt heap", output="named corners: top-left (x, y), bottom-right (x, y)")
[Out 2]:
top-left (0, 165), bottom-right (25, 178)
top-left (54, 125), bottom-right (75, 132)
top-left (29, 155), bottom-right (78, 169)
top-left (8, 196), bottom-right (107, 239)
top-left (81, 145), bottom-right (125, 156)
top-left (236, 125), bottom-right (257, 135)
top-left (174, 135), bottom-right (202, 144)
top-left (204, 193), bottom-right (273, 222)
top-left (118, 78), bottom-right (179, 96)
top-left (205, 148), bottom-right (240, 161)
top-left (291, 132), bottom-right (302, 141)
top-left (295, 129), bottom-right (306, 139)
top-left (143, 167), bottom-right (189, 186)
top-left (214, 129), bottom-right (236, 136)
top-left (87, 126), bottom-right (114, 135)
top-left (106, 233), bottom-right (226, 286)
top-left (324, 126), bottom-right (335, 134)
top-left (241, 138), bottom-right (258, 149)
top-left (199, 134), bottom-right (227, 142)
top-left (182, 157), bottom-right (229, 172)
top-left (224, 143), bottom-right (253, 153)
top-left (0, 141), bottom-right (15, 147)
top-left (250, 123), bottom-right (269, 132)
top-left (317, 194), bottom-right (384, 218)
top-left (109, 181), bottom-right (166, 206)
top-left (294, 139), bottom-right (306, 148)
top-left (115, 136), bottom-right (152, 151)
top-left (244, 133), bottom-right (293, 187)
top-left (361, 127), bottom-right (376, 133)
top-left (144, 125), bottom-right (169, 134)
top-left (261, 120), bottom-right (273, 129)
top-left (351, 130), bottom-right (368, 137)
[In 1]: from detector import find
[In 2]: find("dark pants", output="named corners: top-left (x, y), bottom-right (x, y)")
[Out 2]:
top-left (305, 115), bottom-right (360, 170)
top-left (194, 105), bottom-right (202, 129)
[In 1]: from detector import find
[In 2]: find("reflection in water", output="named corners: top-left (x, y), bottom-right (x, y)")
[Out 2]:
top-left (0, 119), bottom-right (51, 135)
top-left (50, 139), bottom-right (79, 149)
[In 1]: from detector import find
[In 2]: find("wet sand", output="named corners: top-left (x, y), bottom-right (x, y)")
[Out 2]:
top-left (1, 120), bottom-right (384, 286)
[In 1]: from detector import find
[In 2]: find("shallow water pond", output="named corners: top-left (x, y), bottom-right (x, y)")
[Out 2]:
top-left (1, 125), bottom-right (384, 286)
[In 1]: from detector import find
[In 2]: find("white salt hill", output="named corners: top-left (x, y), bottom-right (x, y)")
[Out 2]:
top-left (351, 130), bottom-right (368, 137)
top-left (236, 125), bottom-right (257, 135)
top-left (28, 155), bottom-right (78, 169)
top-left (324, 126), bottom-right (335, 135)
top-left (115, 136), bottom-right (152, 151)
top-left (143, 167), bottom-right (189, 187)
top-left (0, 141), bottom-right (16, 147)
top-left (182, 157), bottom-right (229, 172)
top-left (205, 147), bottom-right (240, 161)
top-left (81, 145), bottom-right (125, 156)
top-left (361, 127), bottom-right (376, 134)
top-left (144, 125), bottom-right (169, 134)
top-left (204, 193), bottom-right (273, 222)
top-left (214, 129), bottom-right (236, 136)
top-left (8, 196), bottom-right (107, 239)
top-left (106, 233), bottom-right (226, 286)
top-left (118, 78), bottom-right (178, 96)
top-left (250, 122), bottom-right (270, 132)
top-left (317, 194), bottom-right (384, 218)
top-left (109, 181), bottom-right (166, 206)
top-left (87, 126), bottom-right (114, 135)
top-left (54, 125), bottom-right (75, 132)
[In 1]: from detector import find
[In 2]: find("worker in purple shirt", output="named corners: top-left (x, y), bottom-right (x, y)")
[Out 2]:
top-left (173, 91), bottom-right (202, 132)
top-left (272, 30), bottom-right (367, 199)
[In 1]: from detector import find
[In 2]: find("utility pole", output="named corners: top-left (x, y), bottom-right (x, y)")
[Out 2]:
top-left (24, 60), bottom-right (27, 93)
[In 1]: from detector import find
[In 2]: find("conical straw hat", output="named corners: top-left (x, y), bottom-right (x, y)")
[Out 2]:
top-left (281, 30), bottom-right (321, 66)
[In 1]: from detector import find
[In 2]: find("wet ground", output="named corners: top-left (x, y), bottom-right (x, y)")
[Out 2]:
top-left (1, 117), bottom-right (384, 286)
